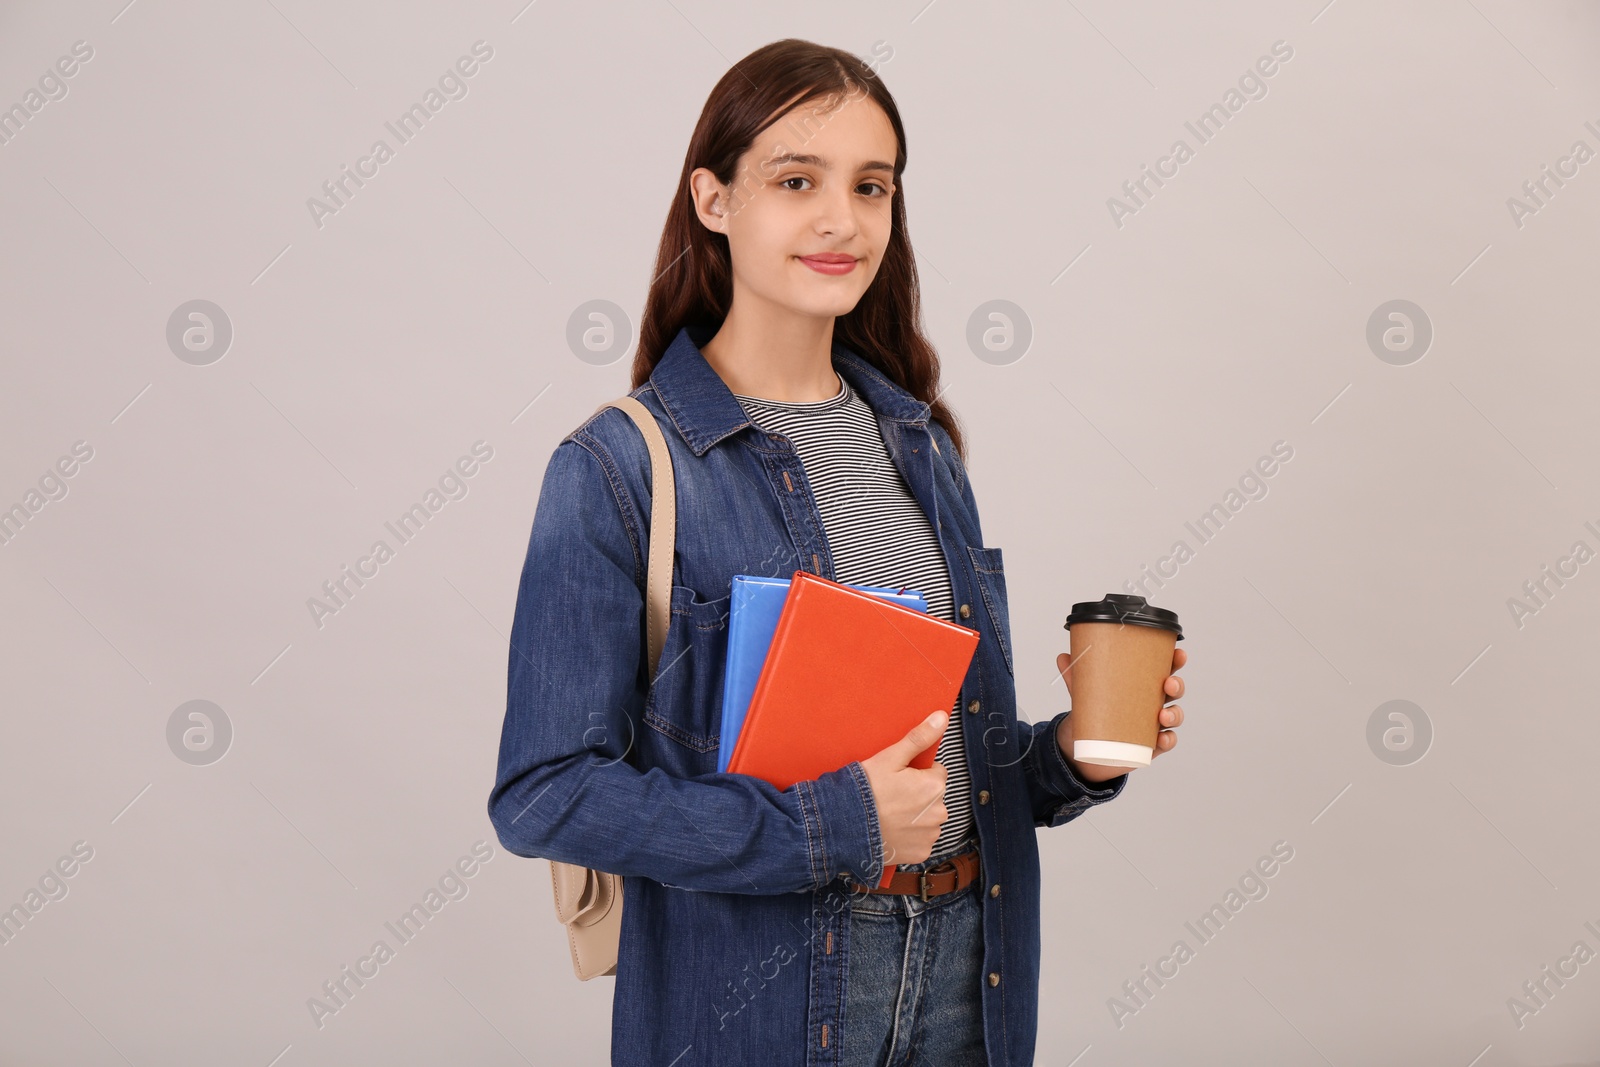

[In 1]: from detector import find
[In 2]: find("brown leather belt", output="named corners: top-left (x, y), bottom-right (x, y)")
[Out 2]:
top-left (859, 848), bottom-right (981, 902)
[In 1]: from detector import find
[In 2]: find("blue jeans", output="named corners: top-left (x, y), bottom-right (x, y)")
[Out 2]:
top-left (840, 832), bottom-right (989, 1066)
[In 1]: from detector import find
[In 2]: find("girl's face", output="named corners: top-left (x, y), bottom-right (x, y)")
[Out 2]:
top-left (692, 93), bottom-right (898, 321)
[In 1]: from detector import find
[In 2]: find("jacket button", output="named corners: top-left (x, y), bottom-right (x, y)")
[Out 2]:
top-left (978, 790), bottom-right (990, 805)
top-left (967, 699), bottom-right (980, 714)
top-left (959, 603), bottom-right (971, 618)
top-left (990, 883), bottom-right (1000, 897)
top-left (988, 971), bottom-right (1000, 986)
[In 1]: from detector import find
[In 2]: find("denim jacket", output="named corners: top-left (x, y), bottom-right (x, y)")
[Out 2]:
top-left (488, 323), bottom-right (1128, 1065)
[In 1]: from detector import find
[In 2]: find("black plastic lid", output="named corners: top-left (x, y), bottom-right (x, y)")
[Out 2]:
top-left (1063, 593), bottom-right (1183, 640)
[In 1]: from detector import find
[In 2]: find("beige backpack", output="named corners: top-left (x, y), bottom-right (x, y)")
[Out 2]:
top-left (549, 395), bottom-right (675, 980)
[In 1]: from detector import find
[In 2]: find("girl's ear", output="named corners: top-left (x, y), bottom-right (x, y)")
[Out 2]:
top-left (687, 168), bottom-right (730, 232)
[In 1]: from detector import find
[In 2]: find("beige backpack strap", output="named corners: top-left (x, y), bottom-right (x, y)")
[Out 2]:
top-left (598, 396), bottom-right (675, 682)
top-left (548, 394), bottom-right (672, 982)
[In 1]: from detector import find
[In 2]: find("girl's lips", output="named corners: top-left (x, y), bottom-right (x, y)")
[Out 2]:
top-left (799, 255), bottom-right (858, 275)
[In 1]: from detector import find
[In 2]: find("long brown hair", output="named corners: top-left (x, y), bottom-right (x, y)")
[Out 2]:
top-left (630, 37), bottom-right (967, 461)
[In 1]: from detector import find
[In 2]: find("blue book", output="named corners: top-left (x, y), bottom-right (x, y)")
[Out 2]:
top-left (718, 573), bottom-right (928, 773)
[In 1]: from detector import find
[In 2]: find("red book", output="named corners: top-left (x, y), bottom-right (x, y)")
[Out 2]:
top-left (727, 569), bottom-right (980, 889)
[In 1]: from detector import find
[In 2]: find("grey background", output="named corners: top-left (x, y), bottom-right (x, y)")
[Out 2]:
top-left (2, 0), bottom-right (1598, 1063)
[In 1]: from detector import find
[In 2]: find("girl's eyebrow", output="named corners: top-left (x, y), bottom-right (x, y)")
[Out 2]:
top-left (762, 152), bottom-right (895, 175)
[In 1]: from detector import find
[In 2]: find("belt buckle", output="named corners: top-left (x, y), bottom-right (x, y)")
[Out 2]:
top-left (918, 858), bottom-right (956, 903)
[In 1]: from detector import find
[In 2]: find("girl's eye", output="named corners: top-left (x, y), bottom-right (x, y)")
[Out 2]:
top-left (779, 177), bottom-right (892, 197)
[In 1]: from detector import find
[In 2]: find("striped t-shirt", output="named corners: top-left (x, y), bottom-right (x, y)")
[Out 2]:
top-left (733, 372), bottom-right (975, 861)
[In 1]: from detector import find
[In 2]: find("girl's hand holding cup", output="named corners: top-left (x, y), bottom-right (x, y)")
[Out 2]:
top-left (1052, 594), bottom-right (1188, 785)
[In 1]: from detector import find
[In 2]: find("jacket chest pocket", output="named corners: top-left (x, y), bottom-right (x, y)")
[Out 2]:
top-left (966, 545), bottom-right (1014, 677)
top-left (642, 584), bottom-right (728, 758)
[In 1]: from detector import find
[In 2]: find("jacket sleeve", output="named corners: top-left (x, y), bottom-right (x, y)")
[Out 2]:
top-left (1022, 711), bottom-right (1127, 828)
top-left (488, 432), bottom-right (884, 895)
top-left (934, 422), bottom-right (1129, 829)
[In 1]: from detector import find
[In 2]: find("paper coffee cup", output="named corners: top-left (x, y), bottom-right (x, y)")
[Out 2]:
top-left (1062, 594), bottom-right (1184, 768)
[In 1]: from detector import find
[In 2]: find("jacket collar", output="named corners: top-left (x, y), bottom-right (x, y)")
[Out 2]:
top-left (647, 323), bottom-right (932, 457)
